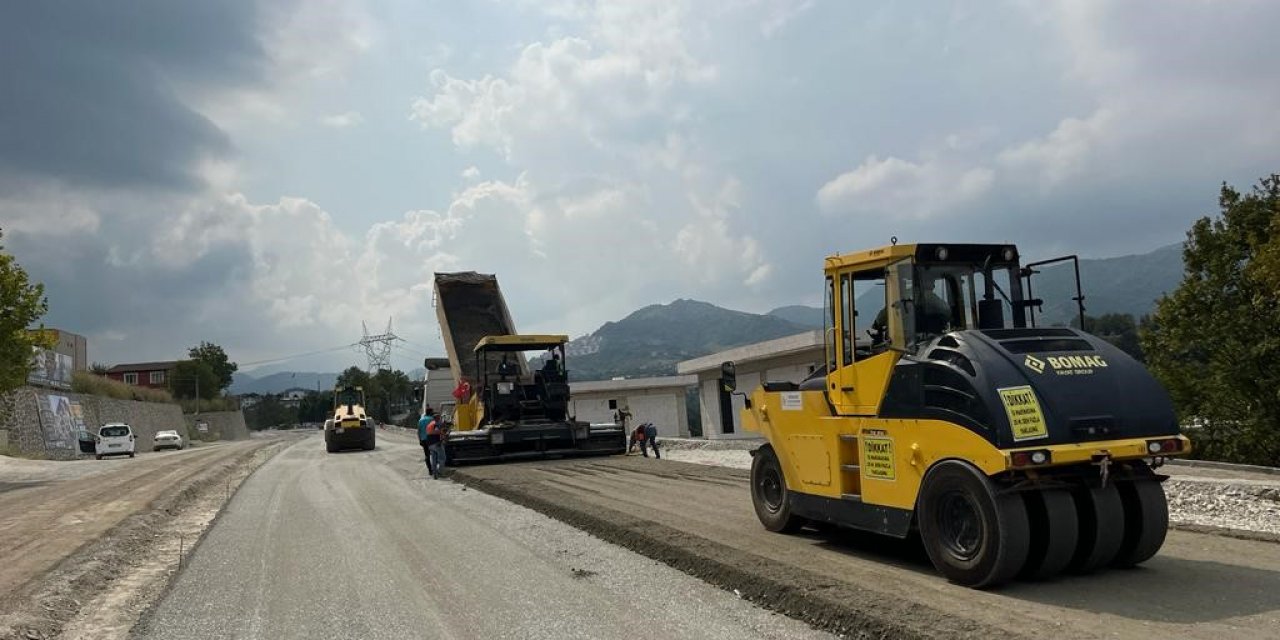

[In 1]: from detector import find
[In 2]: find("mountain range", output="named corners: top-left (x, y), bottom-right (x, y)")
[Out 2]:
top-left (231, 242), bottom-right (1186, 391)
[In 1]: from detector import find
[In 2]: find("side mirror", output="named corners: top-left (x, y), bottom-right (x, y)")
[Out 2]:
top-left (720, 361), bottom-right (737, 393)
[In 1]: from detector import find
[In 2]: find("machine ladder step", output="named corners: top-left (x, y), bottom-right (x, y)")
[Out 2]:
top-left (841, 493), bottom-right (862, 502)
top-left (839, 434), bottom-right (858, 442)
top-left (841, 464), bottom-right (860, 472)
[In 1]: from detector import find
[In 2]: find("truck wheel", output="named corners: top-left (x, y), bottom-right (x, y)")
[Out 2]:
top-left (1112, 480), bottom-right (1168, 568)
top-left (918, 460), bottom-right (1030, 588)
top-left (96, 454), bottom-right (103, 460)
top-left (1019, 489), bottom-right (1078, 580)
top-left (1067, 484), bottom-right (1125, 573)
top-left (129, 452), bottom-right (135, 458)
top-left (750, 447), bottom-right (805, 533)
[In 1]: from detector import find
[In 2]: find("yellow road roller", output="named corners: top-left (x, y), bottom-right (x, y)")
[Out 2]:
top-left (735, 242), bottom-right (1189, 587)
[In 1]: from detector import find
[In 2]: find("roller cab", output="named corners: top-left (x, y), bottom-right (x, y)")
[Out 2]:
top-left (738, 242), bottom-right (1188, 587)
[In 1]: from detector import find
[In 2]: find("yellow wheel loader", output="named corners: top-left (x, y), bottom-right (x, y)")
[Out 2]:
top-left (735, 243), bottom-right (1188, 588)
top-left (325, 385), bottom-right (375, 452)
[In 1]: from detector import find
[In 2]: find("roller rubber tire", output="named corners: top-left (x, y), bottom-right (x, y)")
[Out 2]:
top-left (364, 434), bottom-right (376, 451)
top-left (1019, 489), bottom-right (1079, 580)
top-left (917, 461), bottom-right (1030, 588)
top-left (1067, 484), bottom-right (1126, 573)
top-left (750, 447), bottom-right (805, 533)
top-left (326, 438), bottom-right (339, 454)
top-left (1112, 480), bottom-right (1169, 568)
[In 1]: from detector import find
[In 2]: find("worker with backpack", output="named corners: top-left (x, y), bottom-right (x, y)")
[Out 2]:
top-left (418, 407), bottom-right (447, 479)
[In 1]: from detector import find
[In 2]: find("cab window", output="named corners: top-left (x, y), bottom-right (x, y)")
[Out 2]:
top-left (840, 273), bottom-right (853, 366)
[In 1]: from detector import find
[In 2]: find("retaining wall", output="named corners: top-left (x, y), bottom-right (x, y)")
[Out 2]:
top-left (0, 386), bottom-right (246, 459)
top-left (184, 410), bottom-right (248, 442)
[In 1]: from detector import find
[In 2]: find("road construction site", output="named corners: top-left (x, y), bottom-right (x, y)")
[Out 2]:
top-left (1, 429), bottom-right (1277, 639)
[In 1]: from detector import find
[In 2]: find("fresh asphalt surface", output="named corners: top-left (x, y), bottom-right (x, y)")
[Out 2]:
top-left (131, 432), bottom-right (830, 640)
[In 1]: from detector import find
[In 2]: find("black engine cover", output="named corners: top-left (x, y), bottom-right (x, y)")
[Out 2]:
top-left (878, 328), bottom-right (1179, 448)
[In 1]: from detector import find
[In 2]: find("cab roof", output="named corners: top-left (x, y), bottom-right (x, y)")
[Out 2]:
top-left (474, 334), bottom-right (569, 353)
top-left (823, 242), bottom-right (1020, 273)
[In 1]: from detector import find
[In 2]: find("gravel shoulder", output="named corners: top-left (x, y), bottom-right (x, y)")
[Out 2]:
top-left (0, 437), bottom-right (294, 640)
top-left (453, 453), bottom-right (1280, 640)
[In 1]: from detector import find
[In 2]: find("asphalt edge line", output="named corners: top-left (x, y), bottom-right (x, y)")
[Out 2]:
top-left (451, 472), bottom-right (1024, 640)
top-left (0, 438), bottom-right (293, 640)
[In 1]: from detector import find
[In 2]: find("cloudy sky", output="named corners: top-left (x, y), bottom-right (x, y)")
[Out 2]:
top-left (3, 0), bottom-right (1277, 374)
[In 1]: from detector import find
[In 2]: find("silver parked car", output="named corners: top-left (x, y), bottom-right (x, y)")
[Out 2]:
top-left (153, 429), bottom-right (185, 451)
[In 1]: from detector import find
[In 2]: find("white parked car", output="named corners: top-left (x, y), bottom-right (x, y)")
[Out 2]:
top-left (96, 423), bottom-right (135, 460)
top-left (154, 429), bottom-right (185, 451)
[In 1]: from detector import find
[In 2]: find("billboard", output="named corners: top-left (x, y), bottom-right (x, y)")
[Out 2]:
top-left (42, 395), bottom-right (85, 450)
top-left (29, 347), bottom-right (73, 389)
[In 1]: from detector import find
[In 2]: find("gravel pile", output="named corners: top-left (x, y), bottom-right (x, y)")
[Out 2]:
top-left (1165, 476), bottom-right (1280, 536)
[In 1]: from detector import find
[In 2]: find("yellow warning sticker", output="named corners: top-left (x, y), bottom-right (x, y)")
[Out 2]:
top-left (999, 386), bottom-right (1048, 441)
top-left (861, 433), bottom-right (895, 481)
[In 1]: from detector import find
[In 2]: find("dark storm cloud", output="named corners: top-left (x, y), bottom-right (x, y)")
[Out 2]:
top-left (12, 227), bottom-right (255, 361)
top-left (0, 1), bottom-right (264, 190)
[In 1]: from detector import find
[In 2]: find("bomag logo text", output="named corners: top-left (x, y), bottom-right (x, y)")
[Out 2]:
top-left (1024, 355), bottom-right (1046, 374)
top-left (1035, 354), bottom-right (1109, 376)
top-left (1047, 355), bottom-right (1108, 369)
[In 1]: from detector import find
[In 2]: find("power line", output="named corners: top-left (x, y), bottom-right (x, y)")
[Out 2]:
top-left (238, 343), bottom-right (358, 369)
top-left (399, 337), bottom-right (438, 354)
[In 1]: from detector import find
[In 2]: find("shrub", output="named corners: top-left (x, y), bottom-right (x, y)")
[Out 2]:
top-left (178, 397), bottom-right (239, 414)
top-left (71, 371), bottom-right (173, 403)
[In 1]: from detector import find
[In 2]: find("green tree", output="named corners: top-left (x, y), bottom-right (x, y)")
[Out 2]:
top-left (170, 360), bottom-right (219, 400)
top-left (245, 394), bottom-right (297, 430)
top-left (371, 368), bottom-right (414, 423)
top-left (1072, 313), bottom-right (1145, 362)
top-left (298, 390), bottom-right (334, 423)
top-left (1142, 174), bottom-right (1280, 465)
top-left (189, 342), bottom-right (237, 391)
top-left (0, 229), bottom-right (52, 394)
top-left (336, 366), bottom-right (370, 390)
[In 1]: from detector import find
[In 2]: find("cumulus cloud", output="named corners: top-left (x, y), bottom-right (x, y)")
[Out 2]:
top-left (7, 0), bottom-right (1280, 370)
top-left (816, 155), bottom-right (994, 219)
top-left (410, 0), bottom-right (771, 323)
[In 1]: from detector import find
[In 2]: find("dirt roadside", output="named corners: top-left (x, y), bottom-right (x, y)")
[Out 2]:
top-left (452, 455), bottom-right (1280, 640)
top-left (0, 436), bottom-right (296, 640)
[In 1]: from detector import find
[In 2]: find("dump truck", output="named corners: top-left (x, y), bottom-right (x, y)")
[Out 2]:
top-left (735, 242), bottom-right (1189, 587)
top-left (326, 385), bottom-right (375, 452)
top-left (422, 272), bottom-right (626, 462)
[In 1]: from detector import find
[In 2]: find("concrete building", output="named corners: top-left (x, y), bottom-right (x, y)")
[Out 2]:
top-left (678, 330), bottom-right (824, 440)
top-left (568, 376), bottom-right (697, 438)
top-left (281, 388), bottom-right (308, 406)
